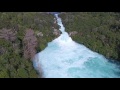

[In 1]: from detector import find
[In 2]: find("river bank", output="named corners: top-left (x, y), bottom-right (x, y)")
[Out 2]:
top-left (33, 13), bottom-right (120, 78)
top-left (59, 12), bottom-right (120, 61)
top-left (0, 12), bottom-right (58, 78)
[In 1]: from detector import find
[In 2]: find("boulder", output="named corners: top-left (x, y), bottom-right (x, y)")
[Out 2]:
top-left (53, 29), bottom-right (61, 36)
top-left (37, 32), bottom-right (43, 37)
top-left (69, 31), bottom-right (78, 36)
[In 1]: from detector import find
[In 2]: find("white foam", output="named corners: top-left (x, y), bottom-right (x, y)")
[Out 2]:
top-left (33, 14), bottom-right (120, 78)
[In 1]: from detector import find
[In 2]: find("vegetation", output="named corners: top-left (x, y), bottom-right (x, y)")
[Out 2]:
top-left (0, 12), bottom-right (58, 78)
top-left (60, 12), bottom-right (120, 61)
top-left (1, 12), bottom-right (120, 78)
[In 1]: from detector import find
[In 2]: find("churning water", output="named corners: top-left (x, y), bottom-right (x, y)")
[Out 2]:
top-left (33, 14), bottom-right (120, 78)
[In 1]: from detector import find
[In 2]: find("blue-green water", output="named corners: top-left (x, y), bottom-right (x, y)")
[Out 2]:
top-left (33, 14), bottom-right (120, 78)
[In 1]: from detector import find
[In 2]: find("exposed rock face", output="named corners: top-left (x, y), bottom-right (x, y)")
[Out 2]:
top-left (37, 32), bottom-right (43, 37)
top-left (69, 31), bottom-right (78, 36)
top-left (54, 18), bottom-right (57, 24)
top-left (53, 28), bottom-right (61, 36)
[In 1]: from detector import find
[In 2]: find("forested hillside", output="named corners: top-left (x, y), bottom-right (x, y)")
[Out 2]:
top-left (60, 12), bottom-right (120, 61)
top-left (0, 12), bottom-right (58, 78)
top-left (0, 12), bottom-right (120, 78)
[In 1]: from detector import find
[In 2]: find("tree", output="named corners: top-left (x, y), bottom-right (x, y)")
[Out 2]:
top-left (0, 28), bottom-right (17, 42)
top-left (17, 68), bottom-right (28, 78)
top-left (23, 29), bottom-right (38, 60)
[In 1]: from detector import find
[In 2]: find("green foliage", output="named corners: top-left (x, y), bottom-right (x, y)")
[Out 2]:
top-left (60, 12), bottom-right (120, 61)
top-left (0, 12), bottom-right (56, 78)
top-left (0, 69), bottom-right (9, 78)
top-left (17, 68), bottom-right (28, 78)
top-left (1, 12), bottom-right (120, 78)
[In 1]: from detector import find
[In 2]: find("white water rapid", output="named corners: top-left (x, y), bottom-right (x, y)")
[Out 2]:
top-left (33, 14), bottom-right (120, 78)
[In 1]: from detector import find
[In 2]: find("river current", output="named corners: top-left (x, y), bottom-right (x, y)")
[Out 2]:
top-left (33, 14), bottom-right (120, 78)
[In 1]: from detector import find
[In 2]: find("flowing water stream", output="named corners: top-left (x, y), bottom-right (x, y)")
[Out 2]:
top-left (33, 14), bottom-right (120, 78)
